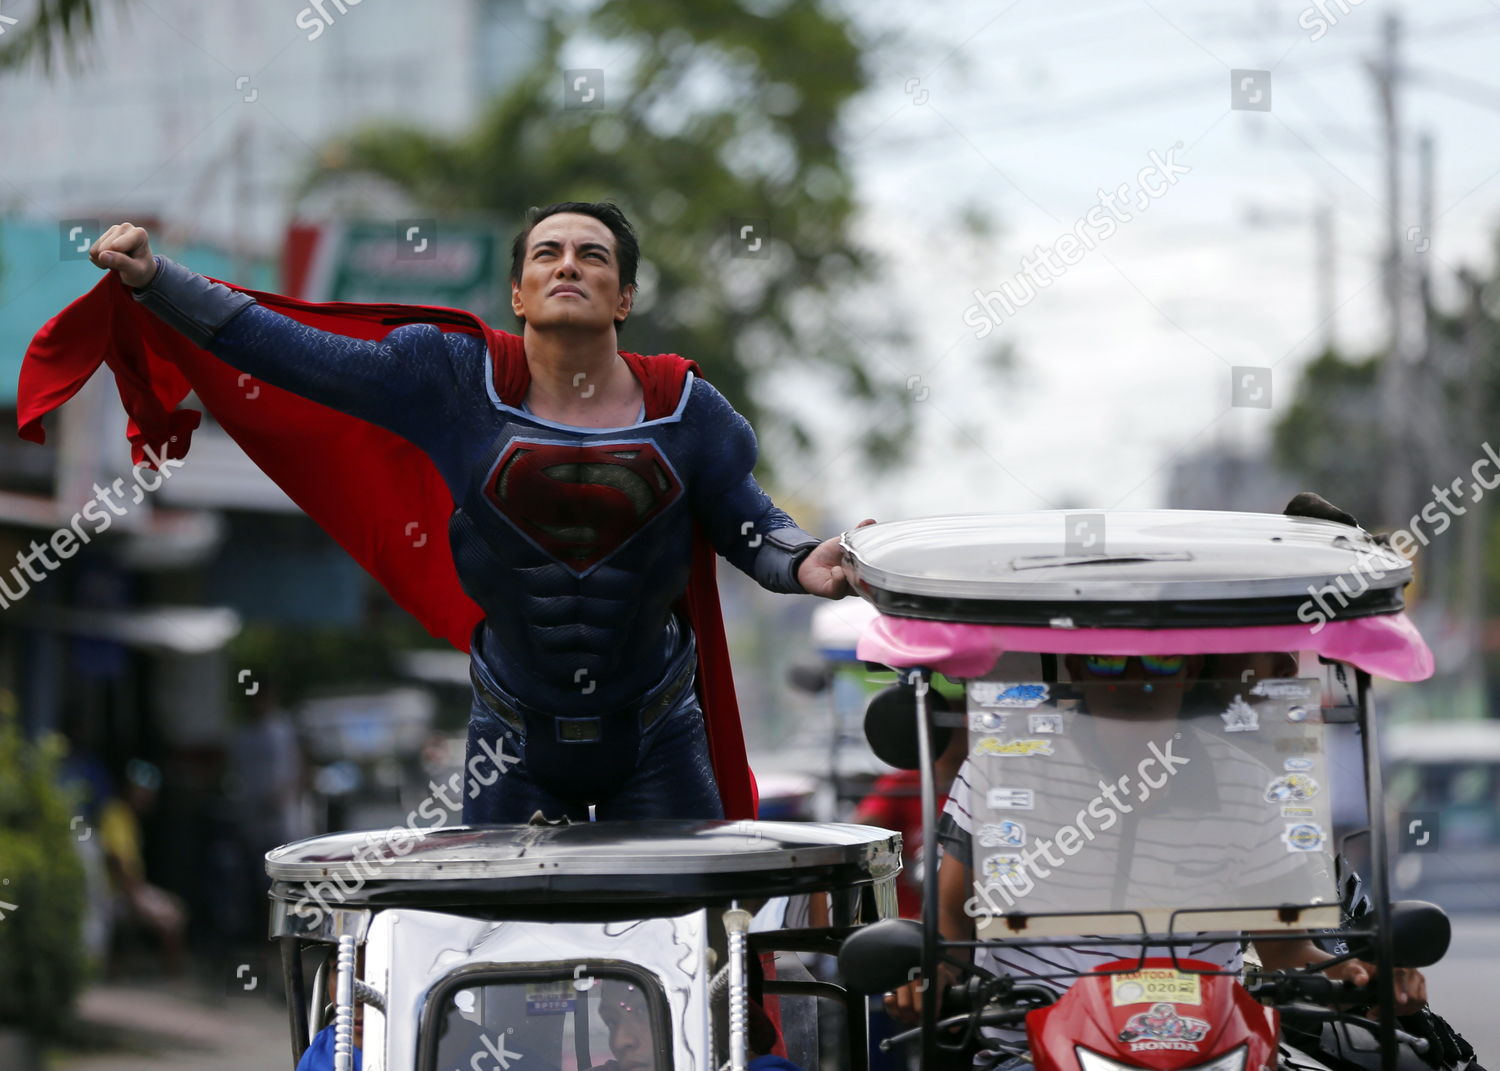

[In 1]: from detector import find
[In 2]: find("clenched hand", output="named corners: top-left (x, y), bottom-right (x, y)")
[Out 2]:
top-left (89, 222), bottom-right (158, 290)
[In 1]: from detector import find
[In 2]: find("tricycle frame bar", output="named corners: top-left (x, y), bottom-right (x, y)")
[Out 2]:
top-left (908, 659), bottom-right (1408, 1069)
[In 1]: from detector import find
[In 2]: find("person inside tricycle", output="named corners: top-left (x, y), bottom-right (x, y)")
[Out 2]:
top-left (872, 650), bottom-right (1473, 1071)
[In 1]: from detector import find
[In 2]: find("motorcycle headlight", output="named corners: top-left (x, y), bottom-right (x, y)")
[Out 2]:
top-left (1187, 1045), bottom-right (1249, 1071)
top-left (1075, 1043), bottom-right (1248, 1071)
top-left (1076, 1047), bottom-right (1140, 1071)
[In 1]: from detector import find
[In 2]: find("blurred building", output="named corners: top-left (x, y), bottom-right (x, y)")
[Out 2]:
top-left (0, 0), bottom-right (541, 956)
top-left (0, 0), bottom-right (539, 256)
top-left (1164, 441), bottom-right (1301, 514)
top-left (1, 0), bottom-right (541, 735)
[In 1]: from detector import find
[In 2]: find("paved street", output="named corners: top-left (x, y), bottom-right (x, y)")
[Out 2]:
top-left (1423, 912), bottom-right (1500, 1062)
top-left (45, 912), bottom-right (1500, 1070)
top-left (52, 980), bottom-right (293, 1071)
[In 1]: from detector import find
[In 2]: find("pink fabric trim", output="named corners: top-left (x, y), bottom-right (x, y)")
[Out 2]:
top-left (855, 612), bottom-right (1434, 682)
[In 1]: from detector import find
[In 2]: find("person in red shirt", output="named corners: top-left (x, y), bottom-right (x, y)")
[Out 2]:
top-left (850, 716), bottom-right (967, 918)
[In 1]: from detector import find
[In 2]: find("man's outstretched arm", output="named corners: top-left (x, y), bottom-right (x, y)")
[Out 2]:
top-left (91, 222), bottom-right (463, 450)
top-left (686, 378), bottom-right (863, 599)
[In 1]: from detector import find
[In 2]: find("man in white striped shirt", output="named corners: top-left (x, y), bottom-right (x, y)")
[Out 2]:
top-left (884, 653), bottom-right (1427, 1068)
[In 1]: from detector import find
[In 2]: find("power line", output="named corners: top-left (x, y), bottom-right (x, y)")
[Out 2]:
top-left (1405, 65), bottom-right (1500, 115)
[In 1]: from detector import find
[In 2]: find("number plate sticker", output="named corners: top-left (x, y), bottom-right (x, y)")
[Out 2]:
top-left (1111, 969), bottom-right (1202, 1007)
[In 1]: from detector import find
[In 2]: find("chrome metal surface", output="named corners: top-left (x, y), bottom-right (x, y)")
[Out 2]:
top-left (365, 907), bottom-right (711, 1071)
top-left (264, 820), bottom-right (901, 904)
top-left (724, 905), bottom-right (750, 1071)
top-left (334, 933), bottom-right (356, 1071)
top-left (841, 510), bottom-right (1409, 603)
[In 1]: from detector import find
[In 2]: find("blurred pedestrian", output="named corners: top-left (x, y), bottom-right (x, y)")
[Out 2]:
top-left (229, 681), bottom-right (309, 856)
top-left (97, 759), bottom-right (187, 976)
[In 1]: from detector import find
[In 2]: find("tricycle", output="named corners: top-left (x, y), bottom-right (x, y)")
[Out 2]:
top-left (264, 507), bottom-right (1483, 1071)
top-left (266, 818), bottom-right (901, 1070)
top-left (834, 509), bottom-right (1480, 1071)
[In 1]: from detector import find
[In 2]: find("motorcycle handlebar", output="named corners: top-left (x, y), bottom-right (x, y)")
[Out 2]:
top-left (879, 981), bottom-right (1056, 1053)
top-left (943, 980), bottom-right (1057, 1016)
top-left (1246, 972), bottom-right (1376, 1006)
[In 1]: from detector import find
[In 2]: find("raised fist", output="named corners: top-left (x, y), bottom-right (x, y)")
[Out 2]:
top-left (89, 222), bottom-right (157, 290)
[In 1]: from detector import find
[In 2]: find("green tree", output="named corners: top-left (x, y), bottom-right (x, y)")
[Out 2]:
top-left (1269, 347), bottom-right (1384, 528)
top-left (1271, 257), bottom-right (1500, 699)
top-left (0, 0), bottom-right (109, 74)
top-left (0, 709), bottom-right (87, 1048)
top-left (296, 0), bottom-right (923, 467)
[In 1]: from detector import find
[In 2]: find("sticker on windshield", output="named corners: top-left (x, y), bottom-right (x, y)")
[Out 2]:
top-left (1119, 1003), bottom-right (1211, 1052)
top-left (1281, 805), bottom-right (1316, 818)
top-left (969, 682), bottom-right (1050, 709)
top-left (1111, 969), bottom-right (1202, 1007)
top-left (973, 737), bottom-right (1054, 757)
top-left (525, 980), bottom-right (578, 1014)
top-left (1250, 679), bottom-right (1314, 700)
top-left (1283, 757), bottom-right (1315, 772)
top-left (977, 820), bottom-right (1026, 848)
top-left (1265, 773), bottom-right (1320, 803)
top-left (1220, 695), bottom-right (1259, 732)
top-left (970, 710), bottom-right (1006, 733)
top-left (986, 787), bottom-right (1035, 810)
top-left (981, 852), bottom-right (1028, 888)
top-left (1028, 712), bottom-right (1064, 734)
top-left (1282, 822), bottom-right (1327, 852)
top-left (1276, 735), bottom-right (1321, 755)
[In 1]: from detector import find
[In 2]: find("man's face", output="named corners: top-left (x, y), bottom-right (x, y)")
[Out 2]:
top-left (511, 213), bottom-right (633, 333)
top-left (1066, 654), bottom-right (1204, 719)
top-left (599, 981), bottom-right (655, 1071)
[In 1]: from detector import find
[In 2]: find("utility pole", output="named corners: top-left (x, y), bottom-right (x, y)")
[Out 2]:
top-left (1457, 271), bottom-right (1490, 718)
top-left (1416, 132), bottom-right (1434, 313)
top-left (1408, 131), bottom-right (1441, 477)
top-left (1372, 12), bottom-right (1403, 354)
top-left (232, 117), bottom-right (251, 284)
top-left (1370, 11), bottom-right (1411, 528)
top-left (1315, 200), bottom-right (1337, 352)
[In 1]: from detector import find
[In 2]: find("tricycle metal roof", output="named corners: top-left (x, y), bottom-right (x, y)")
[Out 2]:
top-left (842, 509), bottom-right (1409, 626)
top-left (266, 819), bottom-right (901, 911)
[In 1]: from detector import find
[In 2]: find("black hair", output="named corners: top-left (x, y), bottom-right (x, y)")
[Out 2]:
top-left (509, 200), bottom-right (640, 327)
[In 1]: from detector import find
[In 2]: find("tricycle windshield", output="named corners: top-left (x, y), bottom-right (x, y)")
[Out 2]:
top-left (959, 663), bottom-right (1339, 939)
top-left (427, 969), bottom-right (668, 1071)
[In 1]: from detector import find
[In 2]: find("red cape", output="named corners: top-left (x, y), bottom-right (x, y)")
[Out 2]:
top-left (17, 272), bottom-right (757, 819)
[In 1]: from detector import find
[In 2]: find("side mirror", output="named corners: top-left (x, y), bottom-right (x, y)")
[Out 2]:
top-left (838, 918), bottom-right (924, 994)
top-left (1388, 900), bottom-right (1450, 968)
top-left (864, 684), bottom-right (951, 770)
top-left (1345, 900), bottom-right (1451, 968)
top-left (785, 660), bottom-right (833, 695)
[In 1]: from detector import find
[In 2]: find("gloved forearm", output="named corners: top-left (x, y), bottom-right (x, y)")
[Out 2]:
top-left (130, 255), bottom-right (466, 451)
top-left (750, 522), bottom-right (821, 594)
top-left (130, 254), bottom-right (255, 348)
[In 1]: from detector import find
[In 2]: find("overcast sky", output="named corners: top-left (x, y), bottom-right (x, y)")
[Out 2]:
top-left (7, 0), bottom-right (1497, 538)
top-left (764, 0), bottom-right (1500, 531)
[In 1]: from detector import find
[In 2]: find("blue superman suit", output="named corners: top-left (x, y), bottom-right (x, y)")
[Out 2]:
top-left (121, 255), bottom-right (822, 821)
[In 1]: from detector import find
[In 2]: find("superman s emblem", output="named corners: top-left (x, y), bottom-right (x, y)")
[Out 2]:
top-left (483, 439), bottom-right (683, 572)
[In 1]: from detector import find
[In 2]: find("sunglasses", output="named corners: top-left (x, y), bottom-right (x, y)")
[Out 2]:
top-left (1081, 654), bottom-right (1187, 678)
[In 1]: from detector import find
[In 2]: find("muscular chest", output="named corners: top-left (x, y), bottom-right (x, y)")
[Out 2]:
top-left (463, 420), bottom-right (693, 575)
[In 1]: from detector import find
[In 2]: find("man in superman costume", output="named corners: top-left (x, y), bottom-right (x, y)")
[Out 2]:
top-left (20, 201), bottom-right (863, 823)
